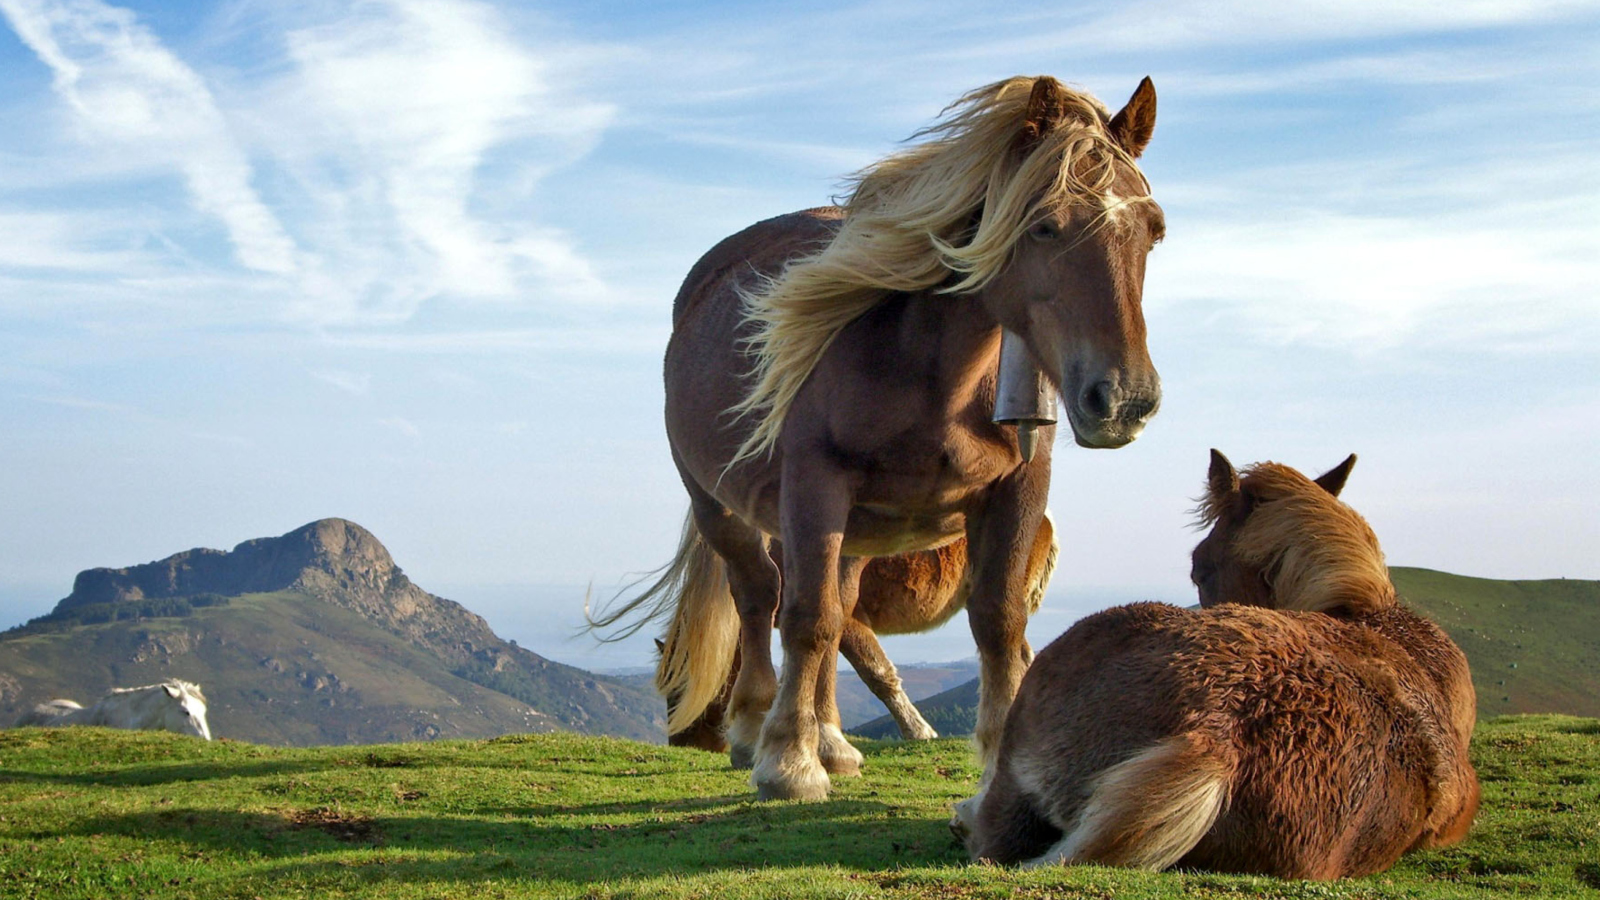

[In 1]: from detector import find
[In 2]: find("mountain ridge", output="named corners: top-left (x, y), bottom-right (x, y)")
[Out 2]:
top-left (0, 519), bottom-right (664, 744)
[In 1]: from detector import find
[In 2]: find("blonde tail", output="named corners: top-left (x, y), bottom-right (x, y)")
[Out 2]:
top-left (584, 514), bottom-right (740, 736)
top-left (1029, 731), bottom-right (1233, 871)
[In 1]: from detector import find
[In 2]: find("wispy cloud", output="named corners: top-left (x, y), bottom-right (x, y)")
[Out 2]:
top-left (258, 0), bottom-right (613, 323)
top-left (25, 394), bottom-right (140, 415)
top-left (310, 369), bottom-right (371, 395)
top-left (376, 415), bottom-right (420, 438)
top-left (0, 0), bottom-right (296, 274)
top-left (1, 0), bottom-right (616, 328)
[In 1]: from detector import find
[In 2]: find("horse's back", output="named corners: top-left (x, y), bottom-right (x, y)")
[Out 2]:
top-left (670, 207), bottom-right (844, 326)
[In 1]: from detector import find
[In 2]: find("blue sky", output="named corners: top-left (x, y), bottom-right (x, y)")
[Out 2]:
top-left (1, 0), bottom-right (1596, 668)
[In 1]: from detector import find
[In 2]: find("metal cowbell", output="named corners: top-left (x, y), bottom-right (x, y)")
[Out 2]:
top-left (992, 329), bottom-right (1058, 463)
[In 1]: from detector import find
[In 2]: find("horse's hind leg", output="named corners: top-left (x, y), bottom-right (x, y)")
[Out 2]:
top-left (685, 487), bottom-right (780, 770)
top-left (816, 557), bottom-right (867, 776)
top-left (840, 618), bottom-right (938, 740)
top-left (752, 460), bottom-right (852, 801)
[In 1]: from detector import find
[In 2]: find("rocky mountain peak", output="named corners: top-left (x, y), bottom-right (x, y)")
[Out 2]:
top-left (58, 518), bottom-right (400, 611)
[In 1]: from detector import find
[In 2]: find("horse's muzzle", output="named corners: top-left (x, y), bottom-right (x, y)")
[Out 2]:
top-left (1068, 375), bottom-right (1161, 448)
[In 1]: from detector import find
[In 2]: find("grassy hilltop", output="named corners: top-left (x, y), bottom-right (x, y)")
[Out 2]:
top-left (0, 716), bottom-right (1595, 900)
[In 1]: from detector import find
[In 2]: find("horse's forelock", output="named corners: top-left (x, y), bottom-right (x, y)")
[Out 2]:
top-left (1230, 463), bottom-right (1395, 616)
top-left (727, 76), bottom-right (1145, 469)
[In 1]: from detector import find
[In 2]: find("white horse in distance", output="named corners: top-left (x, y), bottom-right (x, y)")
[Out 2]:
top-left (14, 680), bottom-right (212, 740)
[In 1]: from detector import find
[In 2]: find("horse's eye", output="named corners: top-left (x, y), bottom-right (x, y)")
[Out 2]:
top-left (1029, 221), bottom-right (1060, 240)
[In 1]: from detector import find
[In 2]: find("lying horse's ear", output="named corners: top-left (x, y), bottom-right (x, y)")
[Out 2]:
top-left (1109, 77), bottom-right (1157, 158)
top-left (163, 684), bottom-right (181, 698)
top-left (1208, 448), bottom-right (1239, 500)
top-left (1019, 76), bottom-right (1066, 148)
top-left (1314, 453), bottom-right (1358, 498)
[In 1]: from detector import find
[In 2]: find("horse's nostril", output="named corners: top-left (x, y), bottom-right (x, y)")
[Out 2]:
top-left (1081, 381), bottom-right (1115, 419)
top-left (1120, 397), bottom-right (1156, 423)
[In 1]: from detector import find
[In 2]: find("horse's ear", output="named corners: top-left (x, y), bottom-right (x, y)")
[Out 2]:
top-left (163, 684), bottom-right (181, 698)
top-left (1208, 448), bottom-right (1239, 500)
top-left (1020, 76), bottom-right (1066, 147)
top-left (654, 638), bottom-right (666, 655)
top-left (1108, 77), bottom-right (1157, 158)
top-left (1314, 453), bottom-right (1358, 498)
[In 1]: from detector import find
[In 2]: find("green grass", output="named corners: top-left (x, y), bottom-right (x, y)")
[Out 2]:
top-left (1, 716), bottom-right (1596, 899)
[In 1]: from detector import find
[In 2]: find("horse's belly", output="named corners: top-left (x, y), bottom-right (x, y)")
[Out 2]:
top-left (841, 505), bottom-right (966, 556)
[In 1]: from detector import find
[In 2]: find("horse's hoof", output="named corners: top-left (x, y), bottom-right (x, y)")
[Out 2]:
top-left (950, 791), bottom-right (983, 843)
top-left (822, 754), bottom-right (862, 777)
top-left (818, 724), bottom-right (864, 776)
top-left (754, 772), bottom-right (832, 802)
top-left (752, 753), bottom-right (831, 801)
top-left (904, 724), bottom-right (939, 741)
top-left (728, 744), bottom-right (756, 770)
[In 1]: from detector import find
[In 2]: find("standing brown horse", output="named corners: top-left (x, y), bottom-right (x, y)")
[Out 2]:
top-left (662, 515), bottom-right (1058, 751)
top-left (957, 452), bottom-right (1479, 878)
top-left (602, 75), bottom-right (1163, 800)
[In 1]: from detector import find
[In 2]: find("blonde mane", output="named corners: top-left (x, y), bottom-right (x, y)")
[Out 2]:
top-left (727, 76), bottom-right (1148, 466)
top-left (1203, 463), bottom-right (1396, 616)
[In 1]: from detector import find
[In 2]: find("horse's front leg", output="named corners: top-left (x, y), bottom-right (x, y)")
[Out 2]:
top-left (965, 467), bottom-right (1050, 779)
top-left (752, 464), bottom-right (851, 801)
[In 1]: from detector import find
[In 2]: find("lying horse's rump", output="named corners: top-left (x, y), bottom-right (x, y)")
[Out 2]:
top-left (960, 453), bottom-right (1478, 879)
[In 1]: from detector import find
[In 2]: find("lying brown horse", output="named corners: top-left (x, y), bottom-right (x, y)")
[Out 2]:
top-left (664, 515), bottom-right (1058, 752)
top-left (598, 75), bottom-right (1163, 800)
top-left (957, 452), bottom-right (1479, 878)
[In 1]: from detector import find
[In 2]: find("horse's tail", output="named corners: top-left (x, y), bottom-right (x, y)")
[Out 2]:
top-left (585, 513), bottom-right (740, 736)
top-left (1045, 730), bottom-right (1234, 871)
top-left (1024, 510), bottom-right (1060, 616)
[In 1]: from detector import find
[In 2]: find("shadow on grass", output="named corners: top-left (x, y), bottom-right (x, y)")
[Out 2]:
top-left (0, 758), bottom-right (341, 787)
top-left (46, 794), bottom-right (965, 883)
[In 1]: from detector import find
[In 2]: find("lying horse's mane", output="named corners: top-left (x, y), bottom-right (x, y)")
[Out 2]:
top-left (728, 75), bottom-right (1148, 466)
top-left (1198, 462), bottom-right (1396, 616)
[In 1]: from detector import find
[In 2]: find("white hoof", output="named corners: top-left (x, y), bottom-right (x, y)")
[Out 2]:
top-left (752, 748), bottom-right (831, 801)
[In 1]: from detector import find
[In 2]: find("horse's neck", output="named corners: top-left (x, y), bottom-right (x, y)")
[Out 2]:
top-left (873, 290), bottom-right (1004, 409)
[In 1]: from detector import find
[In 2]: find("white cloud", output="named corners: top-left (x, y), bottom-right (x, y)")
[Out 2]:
top-left (376, 415), bottom-right (420, 438)
top-left (955, 0), bottom-right (1597, 57)
top-left (258, 0), bottom-right (613, 323)
top-left (0, 0), bottom-right (617, 328)
top-left (0, 0), bottom-right (296, 274)
top-left (0, 211), bottom-right (147, 271)
top-left (310, 369), bottom-right (371, 395)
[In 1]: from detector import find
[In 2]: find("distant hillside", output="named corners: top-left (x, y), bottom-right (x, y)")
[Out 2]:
top-left (0, 519), bottom-right (664, 745)
top-left (852, 567), bottom-right (1600, 738)
top-left (835, 659), bottom-right (979, 729)
top-left (1392, 567), bottom-right (1600, 719)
